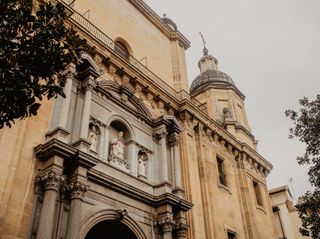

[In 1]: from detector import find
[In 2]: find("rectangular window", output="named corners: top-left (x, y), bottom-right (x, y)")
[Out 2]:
top-left (253, 180), bottom-right (263, 206)
top-left (227, 231), bottom-right (236, 239)
top-left (217, 157), bottom-right (227, 186)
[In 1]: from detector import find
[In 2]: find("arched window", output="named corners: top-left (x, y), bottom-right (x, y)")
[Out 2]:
top-left (114, 39), bottom-right (131, 60)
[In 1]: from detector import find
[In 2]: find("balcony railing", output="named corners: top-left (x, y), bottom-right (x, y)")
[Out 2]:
top-left (60, 0), bottom-right (206, 111)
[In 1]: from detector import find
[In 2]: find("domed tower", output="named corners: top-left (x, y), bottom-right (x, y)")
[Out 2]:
top-left (190, 44), bottom-right (257, 149)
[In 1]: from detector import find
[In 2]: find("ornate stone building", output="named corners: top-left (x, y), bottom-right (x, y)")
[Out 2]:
top-left (0, 0), bottom-right (278, 238)
top-left (270, 186), bottom-right (310, 239)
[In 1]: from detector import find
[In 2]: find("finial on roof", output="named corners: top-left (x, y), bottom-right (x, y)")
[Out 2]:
top-left (199, 32), bottom-right (208, 56)
top-left (163, 13), bottom-right (166, 17)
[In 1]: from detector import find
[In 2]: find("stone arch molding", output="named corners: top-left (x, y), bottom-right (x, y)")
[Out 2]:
top-left (99, 81), bottom-right (153, 120)
top-left (80, 207), bottom-right (147, 239)
top-left (106, 114), bottom-right (136, 141)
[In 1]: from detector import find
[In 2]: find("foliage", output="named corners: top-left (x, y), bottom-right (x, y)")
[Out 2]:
top-left (296, 190), bottom-right (320, 238)
top-left (0, 0), bottom-right (88, 128)
top-left (286, 95), bottom-right (320, 238)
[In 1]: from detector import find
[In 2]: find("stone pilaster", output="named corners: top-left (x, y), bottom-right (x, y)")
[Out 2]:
top-left (153, 127), bottom-right (168, 183)
top-left (168, 132), bottom-right (183, 193)
top-left (58, 63), bottom-right (76, 128)
top-left (79, 77), bottom-right (96, 139)
top-left (35, 171), bottom-right (64, 239)
top-left (66, 181), bottom-right (88, 239)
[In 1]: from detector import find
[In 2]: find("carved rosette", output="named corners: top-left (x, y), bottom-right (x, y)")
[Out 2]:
top-left (67, 181), bottom-right (88, 200)
top-left (35, 171), bottom-right (65, 192)
top-left (155, 217), bottom-right (175, 233)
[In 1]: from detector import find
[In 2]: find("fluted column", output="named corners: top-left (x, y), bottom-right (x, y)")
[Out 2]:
top-left (169, 132), bottom-right (182, 189)
top-left (58, 63), bottom-right (76, 128)
top-left (66, 181), bottom-right (88, 239)
top-left (79, 77), bottom-right (96, 139)
top-left (36, 171), bottom-right (64, 239)
top-left (153, 127), bottom-right (168, 182)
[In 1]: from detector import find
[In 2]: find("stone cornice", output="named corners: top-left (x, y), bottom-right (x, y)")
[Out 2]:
top-left (34, 138), bottom-right (99, 169)
top-left (127, 0), bottom-right (190, 49)
top-left (191, 83), bottom-right (245, 100)
top-left (87, 168), bottom-right (193, 212)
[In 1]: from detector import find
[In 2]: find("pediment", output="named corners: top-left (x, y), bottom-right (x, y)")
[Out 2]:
top-left (98, 81), bottom-right (153, 121)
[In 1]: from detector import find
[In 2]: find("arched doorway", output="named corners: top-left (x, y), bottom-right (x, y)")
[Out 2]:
top-left (85, 220), bottom-right (138, 239)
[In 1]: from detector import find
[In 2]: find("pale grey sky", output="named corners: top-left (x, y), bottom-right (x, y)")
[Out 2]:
top-left (144, 0), bottom-right (320, 197)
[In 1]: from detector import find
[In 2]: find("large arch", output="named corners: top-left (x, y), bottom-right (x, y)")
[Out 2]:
top-left (85, 220), bottom-right (138, 239)
top-left (80, 208), bottom-right (147, 239)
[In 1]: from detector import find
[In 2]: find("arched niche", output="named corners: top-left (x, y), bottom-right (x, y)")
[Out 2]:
top-left (137, 150), bottom-right (148, 179)
top-left (87, 122), bottom-right (101, 153)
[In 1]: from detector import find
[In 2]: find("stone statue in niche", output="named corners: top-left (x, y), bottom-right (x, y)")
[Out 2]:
top-left (109, 131), bottom-right (125, 161)
top-left (88, 125), bottom-right (99, 152)
top-left (138, 152), bottom-right (147, 178)
top-left (223, 107), bottom-right (233, 122)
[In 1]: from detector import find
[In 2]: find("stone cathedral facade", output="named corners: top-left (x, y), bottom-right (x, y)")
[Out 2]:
top-left (0, 0), bottom-right (278, 238)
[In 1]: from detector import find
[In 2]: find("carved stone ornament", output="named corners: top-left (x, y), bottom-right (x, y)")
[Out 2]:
top-left (67, 181), bottom-right (88, 200)
top-left (83, 78), bottom-right (97, 91)
top-left (168, 133), bottom-right (180, 147)
top-left (35, 170), bottom-right (65, 192)
top-left (174, 222), bottom-right (188, 237)
top-left (64, 63), bottom-right (76, 79)
top-left (88, 124), bottom-right (99, 152)
top-left (153, 127), bottom-right (167, 141)
top-left (155, 217), bottom-right (175, 233)
top-left (116, 208), bottom-right (128, 220)
top-left (108, 131), bottom-right (130, 170)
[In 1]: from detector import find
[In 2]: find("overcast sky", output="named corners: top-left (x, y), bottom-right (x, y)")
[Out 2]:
top-left (144, 0), bottom-right (320, 197)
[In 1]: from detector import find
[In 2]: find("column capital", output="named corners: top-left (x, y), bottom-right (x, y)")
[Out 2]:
top-left (35, 170), bottom-right (64, 192)
top-left (67, 181), bottom-right (88, 200)
top-left (153, 127), bottom-right (167, 141)
top-left (168, 132), bottom-right (180, 147)
top-left (82, 77), bottom-right (97, 91)
top-left (174, 223), bottom-right (188, 238)
top-left (155, 217), bottom-right (175, 233)
top-left (64, 63), bottom-right (77, 78)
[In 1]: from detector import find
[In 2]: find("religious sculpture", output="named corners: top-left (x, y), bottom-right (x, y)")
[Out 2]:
top-left (138, 152), bottom-right (147, 178)
top-left (223, 107), bottom-right (233, 122)
top-left (88, 125), bottom-right (98, 151)
top-left (109, 131), bottom-right (125, 161)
